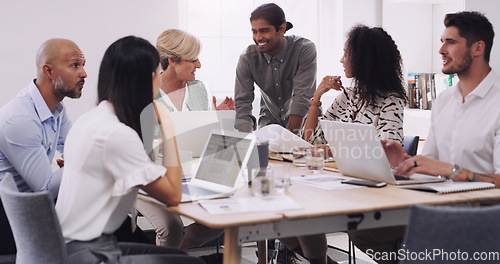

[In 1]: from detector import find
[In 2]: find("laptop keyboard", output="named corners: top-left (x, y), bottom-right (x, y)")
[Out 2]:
top-left (394, 175), bottom-right (409, 181)
top-left (182, 184), bottom-right (220, 197)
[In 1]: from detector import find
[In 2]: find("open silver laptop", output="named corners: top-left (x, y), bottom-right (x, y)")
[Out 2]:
top-left (170, 110), bottom-right (236, 157)
top-left (181, 129), bottom-right (255, 202)
top-left (319, 120), bottom-right (445, 185)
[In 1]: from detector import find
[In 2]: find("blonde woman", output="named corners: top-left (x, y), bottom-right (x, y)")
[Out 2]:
top-left (137, 29), bottom-right (225, 250)
top-left (155, 29), bottom-right (234, 112)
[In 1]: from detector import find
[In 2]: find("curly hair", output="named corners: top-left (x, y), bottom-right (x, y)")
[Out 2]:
top-left (346, 25), bottom-right (407, 105)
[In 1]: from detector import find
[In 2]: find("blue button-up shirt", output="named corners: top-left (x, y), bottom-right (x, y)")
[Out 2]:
top-left (0, 80), bottom-right (71, 198)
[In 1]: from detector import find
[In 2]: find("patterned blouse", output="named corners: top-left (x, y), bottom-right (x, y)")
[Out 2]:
top-left (303, 88), bottom-right (405, 144)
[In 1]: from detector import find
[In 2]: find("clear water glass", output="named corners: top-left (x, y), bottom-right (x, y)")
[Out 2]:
top-left (251, 166), bottom-right (273, 197)
top-left (272, 163), bottom-right (291, 195)
top-left (292, 146), bottom-right (308, 167)
top-left (306, 148), bottom-right (324, 174)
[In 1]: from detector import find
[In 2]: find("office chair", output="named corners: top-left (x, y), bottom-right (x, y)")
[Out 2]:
top-left (401, 204), bottom-right (500, 264)
top-left (0, 255), bottom-right (15, 264)
top-left (403, 136), bottom-right (419, 156)
top-left (0, 174), bottom-right (205, 264)
top-left (0, 174), bottom-right (67, 264)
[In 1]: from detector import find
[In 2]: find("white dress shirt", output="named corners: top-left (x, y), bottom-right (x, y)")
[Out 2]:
top-left (421, 70), bottom-right (500, 174)
top-left (55, 100), bottom-right (166, 242)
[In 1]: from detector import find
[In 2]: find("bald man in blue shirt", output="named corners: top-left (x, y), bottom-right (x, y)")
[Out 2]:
top-left (0, 38), bottom-right (86, 254)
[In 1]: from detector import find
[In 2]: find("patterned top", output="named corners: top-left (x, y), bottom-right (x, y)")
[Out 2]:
top-left (303, 88), bottom-right (404, 144)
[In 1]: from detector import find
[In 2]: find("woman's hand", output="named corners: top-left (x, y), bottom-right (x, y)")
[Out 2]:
top-left (213, 96), bottom-right (235, 110)
top-left (314, 75), bottom-right (344, 99)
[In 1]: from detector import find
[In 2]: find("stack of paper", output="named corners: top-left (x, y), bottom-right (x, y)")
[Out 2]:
top-left (198, 195), bottom-right (302, 215)
top-left (255, 124), bottom-right (312, 153)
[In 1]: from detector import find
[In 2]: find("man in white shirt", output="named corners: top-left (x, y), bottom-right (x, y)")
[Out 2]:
top-left (349, 11), bottom-right (499, 264)
top-left (387, 11), bottom-right (499, 186)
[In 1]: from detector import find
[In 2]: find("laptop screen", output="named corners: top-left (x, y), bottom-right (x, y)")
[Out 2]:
top-left (195, 134), bottom-right (252, 187)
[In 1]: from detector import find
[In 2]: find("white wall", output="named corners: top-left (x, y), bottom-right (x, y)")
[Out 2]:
top-left (432, 2), bottom-right (465, 72)
top-left (2, 0), bottom-right (498, 126)
top-left (180, 0), bottom-right (321, 99)
top-left (0, 0), bottom-right (179, 121)
top-left (0, 0), bottom-right (386, 122)
top-left (383, 2), bottom-right (434, 73)
top-left (464, 0), bottom-right (500, 71)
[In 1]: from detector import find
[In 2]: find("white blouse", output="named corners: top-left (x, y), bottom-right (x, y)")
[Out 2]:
top-left (55, 101), bottom-right (166, 242)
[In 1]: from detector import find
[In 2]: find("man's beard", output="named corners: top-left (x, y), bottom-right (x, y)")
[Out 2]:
top-left (55, 75), bottom-right (82, 99)
top-left (442, 50), bottom-right (472, 75)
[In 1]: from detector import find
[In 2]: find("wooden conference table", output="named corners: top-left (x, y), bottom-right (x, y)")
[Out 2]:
top-left (138, 161), bottom-right (500, 264)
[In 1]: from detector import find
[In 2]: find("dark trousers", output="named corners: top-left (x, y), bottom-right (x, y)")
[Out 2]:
top-left (66, 234), bottom-right (186, 264)
top-left (1, 198), bottom-right (150, 256)
top-left (0, 199), bottom-right (16, 255)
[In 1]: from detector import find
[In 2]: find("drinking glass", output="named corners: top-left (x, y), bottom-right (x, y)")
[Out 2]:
top-left (306, 148), bottom-right (324, 174)
top-left (251, 166), bottom-right (273, 197)
top-left (292, 146), bottom-right (308, 167)
top-left (272, 163), bottom-right (291, 195)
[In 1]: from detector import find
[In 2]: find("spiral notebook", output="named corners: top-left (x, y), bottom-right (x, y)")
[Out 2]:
top-left (401, 181), bottom-right (495, 194)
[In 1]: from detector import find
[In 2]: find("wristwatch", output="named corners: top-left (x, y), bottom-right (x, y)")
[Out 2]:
top-left (447, 164), bottom-right (462, 180)
top-left (310, 97), bottom-right (322, 107)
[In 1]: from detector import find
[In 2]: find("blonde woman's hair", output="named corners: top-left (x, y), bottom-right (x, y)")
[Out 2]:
top-left (156, 29), bottom-right (201, 71)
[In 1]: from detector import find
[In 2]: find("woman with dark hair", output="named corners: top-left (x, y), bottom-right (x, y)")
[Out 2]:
top-left (303, 24), bottom-right (407, 145)
top-left (54, 36), bottom-right (191, 263)
top-left (279, 25), bottom-right (407, 264)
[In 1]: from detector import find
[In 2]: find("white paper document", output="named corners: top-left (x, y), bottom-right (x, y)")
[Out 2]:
top-left (291, 174), bottom-right (364, 190)
top-left (199, 195), bottom-right (302, 215)
top-left (255, 124), bottom-right (312, 153)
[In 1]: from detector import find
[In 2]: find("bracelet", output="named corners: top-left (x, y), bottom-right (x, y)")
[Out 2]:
top-left (310, 97), bottom-right (322, 107)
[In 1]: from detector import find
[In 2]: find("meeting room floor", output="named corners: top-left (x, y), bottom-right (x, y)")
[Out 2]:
top-left (138, 216), bottom-right (376, 264)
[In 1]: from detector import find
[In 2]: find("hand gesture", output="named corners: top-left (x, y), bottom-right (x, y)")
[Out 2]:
top-left (213, 96), bottom-right (235, 110)
top-left (316, 75), bottom-right (344, 97)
